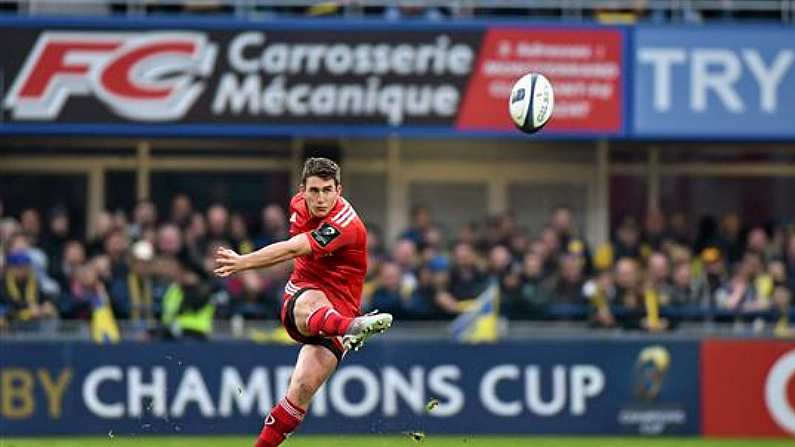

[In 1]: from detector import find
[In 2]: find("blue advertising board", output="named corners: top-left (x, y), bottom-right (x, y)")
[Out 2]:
top-left (0, 340), bottom-right (699, 436)
top-left (633, 27), bottom-right (795, 138)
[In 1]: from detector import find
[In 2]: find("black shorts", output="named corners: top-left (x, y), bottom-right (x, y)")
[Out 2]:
top-left (280, 288), bottom-right (345, 363)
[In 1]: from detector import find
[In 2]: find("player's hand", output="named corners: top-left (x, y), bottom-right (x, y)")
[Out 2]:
top-left (214, 247), bottom-right (243, 277)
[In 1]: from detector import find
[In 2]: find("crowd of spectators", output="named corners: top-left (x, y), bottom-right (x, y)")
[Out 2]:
top-left (365, 206), bottom-right (793, 337)
top-left (1, 1), bottom-right (785, 24)
top-left (0, 196), bottom-right (292, 339)
top-left (1, 194), bottom-right (793, 340)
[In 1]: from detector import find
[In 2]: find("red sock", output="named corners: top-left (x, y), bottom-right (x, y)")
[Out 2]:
top-left (306, 306), bottom-right (354, 336)
top-left (255, 397), bottom-right (305, 447)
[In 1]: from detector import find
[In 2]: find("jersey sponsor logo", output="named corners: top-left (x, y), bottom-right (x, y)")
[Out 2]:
top-left (311, 223), bottom-right (340, 248)
top-left (3, 31), bottom-right (217, 121)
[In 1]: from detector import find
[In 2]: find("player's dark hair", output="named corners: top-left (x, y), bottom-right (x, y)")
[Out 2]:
top-left (301, 157), bottom-right (341, 186)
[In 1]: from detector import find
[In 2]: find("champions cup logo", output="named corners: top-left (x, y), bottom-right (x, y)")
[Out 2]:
top-left (3, 31), bottom-right (217, 121)
top-left (618, 345), bottom-right (685, 435)
top-left (765, 349), bottom-right (795, 435)
top-left (633, 345), bottom-right (671, 401)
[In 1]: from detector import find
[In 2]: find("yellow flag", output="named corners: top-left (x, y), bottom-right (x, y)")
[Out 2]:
top-left (450, 283), bottom-right (500, 344)
top-left (644, 288), bottom-right (661, 331)
top-left (91, 295), bottom-right (120, 344)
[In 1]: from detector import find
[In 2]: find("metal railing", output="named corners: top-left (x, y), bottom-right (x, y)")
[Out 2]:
top-left (0, 0), bottom-right (793, 23)
top-left (0, 318), bottom-right (787, 342)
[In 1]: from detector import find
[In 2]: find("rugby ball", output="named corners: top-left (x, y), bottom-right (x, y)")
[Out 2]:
top-left (508, 73), bottom-right (554, 134)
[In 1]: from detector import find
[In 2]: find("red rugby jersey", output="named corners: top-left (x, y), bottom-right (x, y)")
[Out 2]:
top-left (286, 193), bottom-right (367, 317)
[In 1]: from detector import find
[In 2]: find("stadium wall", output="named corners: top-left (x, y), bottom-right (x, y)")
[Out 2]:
top-left (2, 339), bottom-right (794, 438)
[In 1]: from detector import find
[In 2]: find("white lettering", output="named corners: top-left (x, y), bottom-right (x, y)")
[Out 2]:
top-left (310, 84), bottom-right (336, 116)
top-left (286, 84), bottom-right (310, 115)
top-left (392, 44), bottom-right (415, 76)
top-left (170, 367), bottom-right (215, 417)
top-left (427, 365), bottom-right (464, 417)
top-left (311, 383), bottom-right (329, 417)
top-left (228, 31), bottom-right (264, 73)
top-left (526, 366), bottom-right (566, 416)
top-left (275, 367), bottom-right (293, 401)
top-left (218, 367), bottom-right (272, 417)
top-left (82, 366), bottom-right (124, 418)
top-left (480, 365), bottom-right (521, 417)
top-left (742, 49), bottom-right (794, 113)
top-left (570, 365), bottom-right (605, 416)
top-left (691, 49), bottom-right (743, 113)
top-left (262, 43), bottom-right (288, 74)
top-left (211, 73), bottom-right (260, 114)
top-left (383, 366), bottom-right (425, 417)
top-left (326, 44), bottom-right (354, 75)
top-left (432, 85), bottom-right (459, 117)
top-left (765, 349), bottom-right (795, 435)
top-left (638, 48), bottom-right (686, 112)
top-left (329, 366), bottom-right (379, 417)
top-left (128, 366), bottom-right (166, 417)
top-left (226, 34), bottom-right (473, 76)
top-left (448, 44), bottom-right (474, 76)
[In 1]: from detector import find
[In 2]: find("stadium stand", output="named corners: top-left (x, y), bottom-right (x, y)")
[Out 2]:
top-left (0, 0), bottom-right (793, 22)
top-left (1, 195), bottom-right (793, 340)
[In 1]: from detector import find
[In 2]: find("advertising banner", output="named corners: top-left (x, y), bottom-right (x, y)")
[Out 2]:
top-left (634, 27), bottom-right (795, 138)
top-left (0, 340), bottom-right (698, 436)
top-left (0, 18), bottom-right (625, 137)
top-left (702, 339), bottom-right (795, 437)
top-left (457, 28), bottom-right (624, 134)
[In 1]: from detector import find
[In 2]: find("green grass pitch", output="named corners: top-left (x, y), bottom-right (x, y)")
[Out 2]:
top-left (1, 437), bottom-right (794, 447)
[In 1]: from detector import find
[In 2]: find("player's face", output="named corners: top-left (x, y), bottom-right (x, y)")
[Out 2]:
top-left (302, 176), bottom-right (341, 218)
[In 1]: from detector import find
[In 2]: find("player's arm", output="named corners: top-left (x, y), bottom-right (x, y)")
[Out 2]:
top-left (214, 234), bottom-right (311, 277)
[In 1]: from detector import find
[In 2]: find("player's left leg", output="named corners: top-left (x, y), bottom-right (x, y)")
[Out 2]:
top-left (255, 344), bottom-right (337, 447)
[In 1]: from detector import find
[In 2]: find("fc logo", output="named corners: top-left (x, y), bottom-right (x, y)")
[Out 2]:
top-left (3, 31), bottom-right (218, 121)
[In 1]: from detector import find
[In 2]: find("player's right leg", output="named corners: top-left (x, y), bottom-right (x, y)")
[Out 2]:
top-left (292, 289), bottom-right (355, 339)
top-left (290, 288), bottom-right (393, 351)
top-left (340, 310), bottom-right (393, 351)
top-left (255, 345), bottom-right (336, 447)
